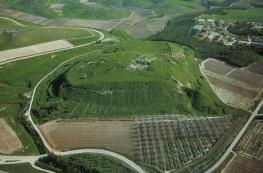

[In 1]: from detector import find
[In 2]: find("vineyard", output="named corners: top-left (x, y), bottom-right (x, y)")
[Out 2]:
top-left (132, 115), bottom-right (234, 171)
top-left (236, 117), bottom-right (263, 160)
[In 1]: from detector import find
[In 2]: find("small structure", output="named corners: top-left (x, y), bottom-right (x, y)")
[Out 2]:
top-left (197, 19), bottom-right (205, 24)
top-left (192, 25), bottom-right (204, 35)
top-left (208, 32), bottom-right (219, 40)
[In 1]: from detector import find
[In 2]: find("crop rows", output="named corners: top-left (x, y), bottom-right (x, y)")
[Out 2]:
top-left (132, 116), bottom-right (234, 171)
top-left (237, 118), bottom-right (263, 160)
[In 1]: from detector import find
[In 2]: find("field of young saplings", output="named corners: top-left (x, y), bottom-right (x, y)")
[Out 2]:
top-left (133, 116), bottom-right (234, 171)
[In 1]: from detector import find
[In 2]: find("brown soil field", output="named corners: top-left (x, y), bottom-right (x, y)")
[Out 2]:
top-left (204, 59), bottom-right (234, 75)
top-left (207, 76), bottom-right (258, 99)
top-left (248, 60), bottom-right (263, 75)
top-left (227, 69), bottom-right (263, 88)
top-left (39, 119), bottom-right (135, 155)
top-left (202, 58), bottom-right (263, 110)
top-left (223, 154), bottom-right (263, 173)
top-left (0, 118), bottom-right (22, 154)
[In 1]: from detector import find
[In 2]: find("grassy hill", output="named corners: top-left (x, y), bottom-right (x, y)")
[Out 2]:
top-left (31, 29), bottom-right (236, 123)
top-left (0, 17), bottom-right (99, 51)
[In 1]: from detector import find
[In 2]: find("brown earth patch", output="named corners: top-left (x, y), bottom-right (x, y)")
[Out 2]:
top-left (0, 118), bottom-right (22, 154)
top-left (223, 154), bottom-right (263, 173)
top-left (39, 119), bottom-right (135, 155)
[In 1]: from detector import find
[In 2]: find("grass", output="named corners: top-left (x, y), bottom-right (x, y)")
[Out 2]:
top-left (0, 43), bottom-right (98, 154)
top-left (0, 0), bottom-right (130, 20)
top-left (0, 0), bottom-right (205, 20)
top-left (199, 8), bottom-right (263, 22)
top-left (0, 163), bottom-right (46, 173)
top-left (30, 29), bottom-right (235, 123)
top-left (37, 153), bottom-right (136, 173)
top-left (0, 17), bottom-right (98, 51)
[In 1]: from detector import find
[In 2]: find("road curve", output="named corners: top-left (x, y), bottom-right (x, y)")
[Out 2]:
top-left (204, 98), bottom-right (263, 173)
top-left (0, 17), bottom-right (104, 66)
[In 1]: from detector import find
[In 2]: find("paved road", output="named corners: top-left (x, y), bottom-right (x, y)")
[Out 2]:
top-left (204, 98), bottom-right (263, 173)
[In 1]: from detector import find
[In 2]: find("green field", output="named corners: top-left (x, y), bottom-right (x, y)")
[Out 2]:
top-left (37, 153), bottom-right (135, 173)
top-left (199, 8), bottom-right (263, 22)
top-left (0, 0), bottom-right (205, 20)
top-left (0, 17), bottom-right (98, 51)
top-left (0, 0), bottom-right (130, 20)
top-left (0, 163), bottom-right (46, 173)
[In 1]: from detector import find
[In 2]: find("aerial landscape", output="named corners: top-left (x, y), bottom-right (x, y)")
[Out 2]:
top-left (0, 0), bottom-right (262, 173)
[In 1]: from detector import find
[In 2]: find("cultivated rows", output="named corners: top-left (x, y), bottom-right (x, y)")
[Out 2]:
top-left (237, 118), bottom-right (263, 160)
top-left (133, 116), bottom-right (234, 171)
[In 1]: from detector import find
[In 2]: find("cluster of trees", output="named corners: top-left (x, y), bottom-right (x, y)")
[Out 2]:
top-left (228, 21), bottom-right (263, 36)
top-left (19, 116), bottom-right (48, 154)
top-left (36, 154), bottom-right (100, 173)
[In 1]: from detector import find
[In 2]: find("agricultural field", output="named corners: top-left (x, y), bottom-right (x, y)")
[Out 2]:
top-left (248, 60), bottom-right (263, 75)
top-left (0, 0), bottom-right (205, 38)
top-left (200, 8), bottom-right (263, 22)
top-left (236, 117), bottom-right (263, 160)
top-left (0, 0), bottom-right (130, 20)
top-left (222, 154), bottom-right (263, 173)
top-left (38, 114), bottom-right (244, 172)
top-left (0, 17), bottom-right (98, 51)
top-left (0, 0), bottom-right (204, 20)
top-left (0, 163), bottom-right (46, 173)
top-left (0, 118), bottom-right (22, 154)
top-left (32, 34), bottom-right (235, 124)
top-left (201, 58), bottom-right (263, 110)
top-left (39, 119), bottom-right (135, 154)
top-left (133, 115), bottom-right (235, 171)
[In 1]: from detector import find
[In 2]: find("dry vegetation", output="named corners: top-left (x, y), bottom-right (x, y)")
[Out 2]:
top-left (0, 118), bottom-right (22, 154)
top-left (202, 58), bottom-right (263, 110)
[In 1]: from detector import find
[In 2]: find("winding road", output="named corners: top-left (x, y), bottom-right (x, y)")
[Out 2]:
top-left (0, 17), bottom-right (145, 173)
